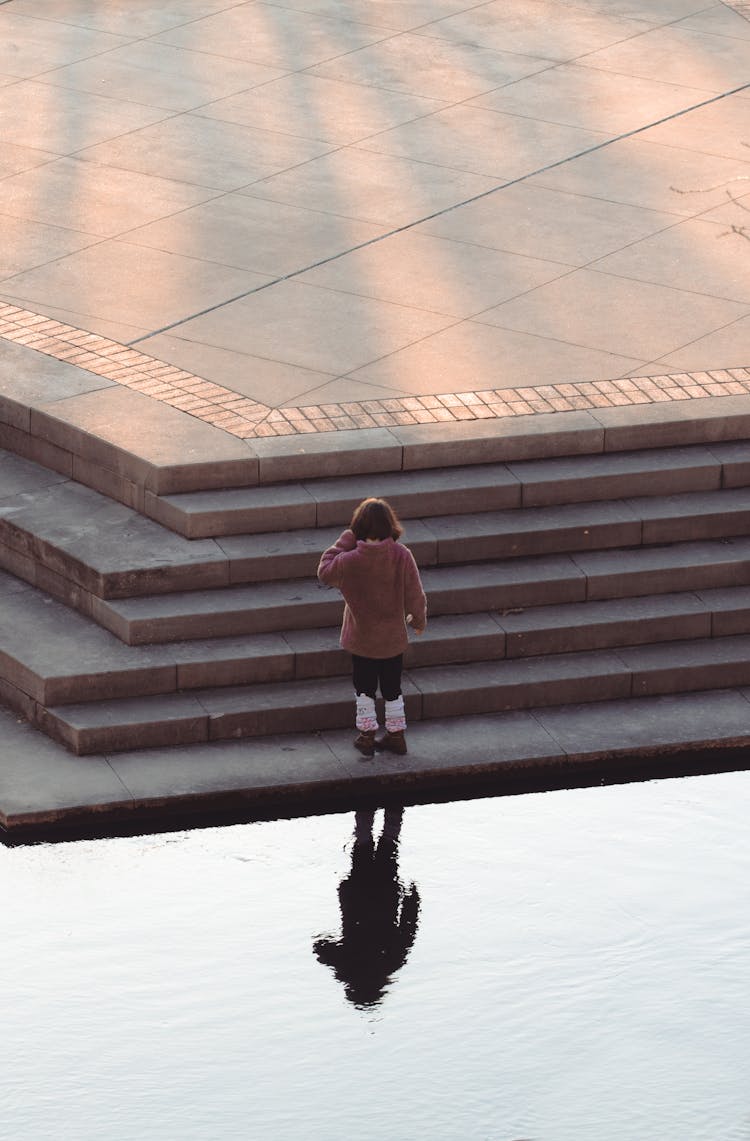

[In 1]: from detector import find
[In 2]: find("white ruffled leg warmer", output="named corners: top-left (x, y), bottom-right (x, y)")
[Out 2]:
top-left (355, 694), bottom-right (378, 732)
top-left (385, 695), bottom-right (406, 733)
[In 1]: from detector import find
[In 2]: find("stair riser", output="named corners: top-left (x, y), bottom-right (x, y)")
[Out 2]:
top-left (144, 445), bottom-right (750, 540)
top-left (45, 655), bottom-right (750, 754)
top-left (504, 611), bottom-right (712, 658)
top-left (94, 551), bottom-right (750, 644)
top-left (2, 657), bottom-right (180, 706)
top-left (145, 490), bottom-right (318, 540)
top-left (435, 519), bottom-right (641, 564)
top-left (8, 489), bottom-right (750, 605)
top-left (711, 610), bottom-right (750, 638)
top-left (0, 519), bottom-right (230, 600)
top-left (583, 561), bottom-right (750, 601)
top-left (632, 661), bottom-right (750, 697)
top-left (222, 532), bottom-right (438, 586)
top-left (36, 706), bottom-right (210, 756)
top-left (97, 581), bottom-right (585, 645)
top-left (92, 597), bottom-right (346, 645)
top-left (0, 672), bottom-right (36, 724)
top-left (224, 510), bottom-right (750, 585)
top-left (10, 604), bottom-right (744, 705)
top-left (420, 672), bottom-right (632, 718)
top-left (516, 463), bottom-right (721, 508)
top-left (312, 482), bottom-right (521, 531)
top-left (11, 630), bottom-right (512, 706)
top-left (150, 479), bottom-right (524, 539)
top-left (639, 511), bottom-right (750, 545)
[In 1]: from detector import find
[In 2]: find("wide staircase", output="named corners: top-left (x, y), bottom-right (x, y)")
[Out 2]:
top-left (3, 431), bottom-right (750, 758)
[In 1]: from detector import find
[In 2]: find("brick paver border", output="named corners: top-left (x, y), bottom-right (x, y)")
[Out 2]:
top-left (1, 302), bottom-right (749, 439)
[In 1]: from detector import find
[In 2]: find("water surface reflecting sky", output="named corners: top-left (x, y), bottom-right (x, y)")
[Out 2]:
top-left (3, 771), bottom-right (750, 1141)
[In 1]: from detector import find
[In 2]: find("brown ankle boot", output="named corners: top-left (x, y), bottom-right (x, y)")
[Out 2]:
top-left (376, 730), bottom-right (407, 755)
top-left (354, 730), bottom-right (376, 757)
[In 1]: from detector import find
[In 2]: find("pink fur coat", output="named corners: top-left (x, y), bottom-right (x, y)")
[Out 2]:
top-left (317, 530), bottom-right (427, 659)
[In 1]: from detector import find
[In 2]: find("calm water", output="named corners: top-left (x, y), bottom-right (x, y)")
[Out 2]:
top-left (3, 770), bottom-right (750, 1141)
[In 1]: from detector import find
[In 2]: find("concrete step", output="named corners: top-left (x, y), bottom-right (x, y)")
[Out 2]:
top-left (429, 485), bottom-right (750, 564)
top-left (36, 632), bottom-right (750, 754)
top-left (13, 563), bottom-right (750, 707)
top-left (7, 447), bottom-right (750, 617)
top-left (146, 442), bottom-right (745, 538)
top-left (92, 553), bottom-right (587, 643)
top-left (0, 569), bottom-right (507, 704)
top-left (12, 365), bottom-right (750, 504)
top-left (146, 461), bottom-right (521, 538)
top-left (0, 474), bottom-right (229, 600)
top-left (93, 535), bottom-right (750, 645)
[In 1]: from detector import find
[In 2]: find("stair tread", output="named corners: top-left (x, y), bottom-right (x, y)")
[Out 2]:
top-left (146, 442), bottom-right (731, 537)
top-left (154, 441), bottom-right (734, 523)
top-left (102, 536), bottom-right (750, 619)
top-left (4, 440), bottom-right (750, 598)
top-left (10, 561), bottom-right (750, 682)
top-left (7, 433), bottom-right (750, 760)
top-left (45, 631), bottom-right (750, 727)
top-left (0, 476), bottom-right (227, 596)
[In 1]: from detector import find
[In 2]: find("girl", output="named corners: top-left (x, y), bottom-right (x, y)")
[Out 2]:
top-left (317, 497), bottom-right (427, 757)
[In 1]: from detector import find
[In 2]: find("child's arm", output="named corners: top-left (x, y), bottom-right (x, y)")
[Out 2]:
top-left (404, 552), bottom-right (427, 634)
top-left (317, 529), bottom-right (357, 587)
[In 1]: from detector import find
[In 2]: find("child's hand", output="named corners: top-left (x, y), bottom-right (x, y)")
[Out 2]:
top-left (406, 614), bottom-right (425, 636)
top-left (336, 528), bottom-right (357, 550)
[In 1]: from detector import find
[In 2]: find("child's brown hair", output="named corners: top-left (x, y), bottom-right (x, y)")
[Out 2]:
top-left (350, 497), bottom-right (403, 542)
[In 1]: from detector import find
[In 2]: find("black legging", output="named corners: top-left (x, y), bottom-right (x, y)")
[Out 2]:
top-left (352, 654), bottom-right (403, 702)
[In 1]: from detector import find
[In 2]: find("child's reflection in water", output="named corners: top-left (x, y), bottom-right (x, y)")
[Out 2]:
top-left (313, 807), bottom-right (420, 1009)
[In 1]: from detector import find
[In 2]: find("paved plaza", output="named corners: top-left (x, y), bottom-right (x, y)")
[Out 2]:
top-left (0, 0), bottom-right (748, 438)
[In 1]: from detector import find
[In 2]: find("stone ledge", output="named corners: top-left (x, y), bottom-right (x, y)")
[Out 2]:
top-left (3, 689), bottom-right (750, 840)
top-left (2, 313), bottom-right (750, 499)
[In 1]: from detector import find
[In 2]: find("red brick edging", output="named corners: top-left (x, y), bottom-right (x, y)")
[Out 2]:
top-left (1, 302), bottom-right (749, 438)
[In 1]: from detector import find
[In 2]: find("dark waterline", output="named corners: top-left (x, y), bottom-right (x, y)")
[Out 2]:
top-left (5, 743), bottom-right (750, 847)
top-left (3, 770), bottom-right (750, 1140)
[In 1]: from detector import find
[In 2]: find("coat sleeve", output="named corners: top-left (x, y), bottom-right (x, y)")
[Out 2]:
top-left (403, 549), bottom-right (427, 631)
top-left (317, 529), bottom-right (357, 587)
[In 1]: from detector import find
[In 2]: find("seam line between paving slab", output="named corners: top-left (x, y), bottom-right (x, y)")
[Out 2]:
top-left (126, 77), bottom-right (750, 348)
top-left (0, 69), bottom-right (749, 438)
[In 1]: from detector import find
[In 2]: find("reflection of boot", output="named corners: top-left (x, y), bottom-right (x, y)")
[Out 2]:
top-left (377, 730), bottom-right (407, 755)
top-left (354, 730), bottom-right (376, 757)
top-left (354, 808), bottom-right (375, 847)
top-left (382, 806), bottom-right (403, 842)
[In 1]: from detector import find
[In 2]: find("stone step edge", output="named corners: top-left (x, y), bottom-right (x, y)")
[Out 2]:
top-left (4, 688), bottom-right (750, 839)
top-left (7, 586), bottom-right (748, 706)
top-left (95, 537), bottom-right (750, 644)
top-left (26, 632), bottom-right (750, 754)
top-left (6, 382), bottom-right (750, 501)
top-left (143, 441), bottom-right (750, 539)
top-left (7, 482), bottom-right (750, 610)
